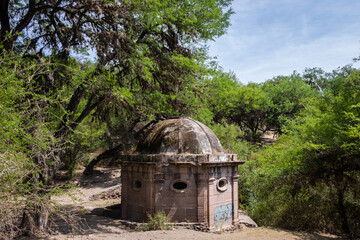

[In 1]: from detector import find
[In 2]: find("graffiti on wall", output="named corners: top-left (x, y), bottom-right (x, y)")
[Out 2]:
top-left (214, 203), bottom-right (233, 226)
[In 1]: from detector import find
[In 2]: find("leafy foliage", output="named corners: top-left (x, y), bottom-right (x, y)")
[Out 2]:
top-left (0, 0), bottom-right (234, 237)
top-left (2, 1), bottom-right (359, 238)
top-left (209, 121), bottom-right (255, 160)
top-left (137, 211), bottom-right (172, 231)
top-left (202, 65), bottom-right (268, 141)
top-left (261, 72), bottom-right (318, 133)
top-left (246, 67), bottom-right (360, 237)
top-left (0, 50), bottom-right (80, 239)
top-left (202, 66), bottom-right (318, 141)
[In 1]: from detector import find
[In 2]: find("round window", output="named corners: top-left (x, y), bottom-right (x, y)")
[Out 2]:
top-left (171, 180), bottom-right (189, 193)
top-left (216, 178), bottom-right (228, 192)
top-left (132, 180), bottom-right (143, 191)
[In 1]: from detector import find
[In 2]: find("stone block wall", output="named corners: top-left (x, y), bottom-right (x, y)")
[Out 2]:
top-left (207, 165), bottom-right (239, 229)
top-left (121, 163), bottom-right (156, 221)
top-left (121, 159), bottom-right (240, 230)
top-left (160, 165), bottom-right (199, 222)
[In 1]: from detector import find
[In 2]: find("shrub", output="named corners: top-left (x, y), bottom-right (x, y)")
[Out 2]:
top-left (209, 122), bottom-right (255, 160)
top-left (138, 211), bottom-right (173, 231)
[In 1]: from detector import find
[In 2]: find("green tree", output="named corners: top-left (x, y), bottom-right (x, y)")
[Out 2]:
top-left (261, 72), bottom-right (318, 133)
top-left (0, 51), bottom-right (80, 238)
top-left (209, 121), bottom-right (254, 160)
top-left (1, 0), bottom-right (234, 236)
top-left (201, 65), bottom-right (239, 122)
top-left (302, 67), bottom-right (328, 91)
top-left (226, 84), bottom-right (268, 140)
top-left (247, 67), bottom-right (360, 237)
top-left (202, 65), bottom-right (268, 141)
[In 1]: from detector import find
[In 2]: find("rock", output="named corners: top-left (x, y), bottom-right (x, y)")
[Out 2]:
top-left (90, 185), bottom-right (121, 200)
top-left (238, 211), bottom-right (258, 228)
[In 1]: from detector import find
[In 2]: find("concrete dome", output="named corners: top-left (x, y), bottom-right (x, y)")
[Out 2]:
top-left (136, 117), bottom-right (224, 154)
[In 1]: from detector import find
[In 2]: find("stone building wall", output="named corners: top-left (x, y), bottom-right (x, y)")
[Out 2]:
top-left (207, 165), bottom-right (239, 229)
top-left (161, 165), bottom-right (198, 222)
top-left (119, 117), bottom-right (242, 229)
top-left (121, 163), bottom-right (156, 221)
top-left (121, 161), bottom-right (240, 228)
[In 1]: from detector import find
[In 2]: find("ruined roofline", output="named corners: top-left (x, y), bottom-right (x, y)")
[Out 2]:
top-left (114, 153), bottom-right (244, 165)
top-left (136, 117), bottom-right (224, 155)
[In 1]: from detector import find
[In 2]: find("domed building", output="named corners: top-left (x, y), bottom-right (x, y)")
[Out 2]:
top-left (120, 117), bottom-right (244, 229)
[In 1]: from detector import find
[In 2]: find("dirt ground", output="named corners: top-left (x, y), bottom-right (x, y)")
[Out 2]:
top-left (46, 167), bottom-right (340, 240)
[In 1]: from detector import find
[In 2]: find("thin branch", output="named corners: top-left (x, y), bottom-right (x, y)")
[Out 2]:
top-left (12, 0), bottom-right (37, 35)
top-left (56, 84), bottom-right (86, 135)
top-left (55, 94), bottom-right (105, 140)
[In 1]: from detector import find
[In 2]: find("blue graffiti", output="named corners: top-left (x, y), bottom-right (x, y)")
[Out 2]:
top-left (214, 203), bottom-right (233, 223)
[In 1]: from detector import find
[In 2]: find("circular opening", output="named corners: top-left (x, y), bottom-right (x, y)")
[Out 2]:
top-left (217, 178), bottom-right (228, 192)
top-left (134, 180), bottom-right (142, 189)
top-left (171, 180), bottom-right (189, 193)
top-left (132, 180), bottom-right (143, 191)
top-left (218, 179), bottom-right (226, 188)
top-left (173, 181), bottom-right (187, 190)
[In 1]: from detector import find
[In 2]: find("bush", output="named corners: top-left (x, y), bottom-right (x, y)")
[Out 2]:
top-left (137, 211), bottom-right (173, 231)
top-left (209, 122), bottom-right (255, 160)
top-left (62, 119), bottom-right (108, 179)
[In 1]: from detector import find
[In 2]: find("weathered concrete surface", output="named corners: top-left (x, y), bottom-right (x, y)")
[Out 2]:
top-left (239, 211), bottom-right (258, 228)
top-left (137, 117), bottom-right (224, 154)
top-left (115, 153), bottom-right (239, 164)
top-left (121, 117), bottom-right (243, 230)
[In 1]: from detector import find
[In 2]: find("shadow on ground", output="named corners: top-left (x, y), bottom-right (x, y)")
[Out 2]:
top-left (53, 204), bottom-right (131, 237)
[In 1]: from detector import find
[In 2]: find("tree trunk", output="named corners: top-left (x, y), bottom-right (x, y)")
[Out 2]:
top-left (336, 185), bottom-right (351, 236)
top-left (83, 144), bottom-right (123, 175)
top-left (20, 195), bottom-right (50, 236)
top-left (19, 150), bottom-right (64, 236)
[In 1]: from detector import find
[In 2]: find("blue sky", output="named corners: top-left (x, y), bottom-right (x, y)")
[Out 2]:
top-left (208, 0), bottom-right (360, 84)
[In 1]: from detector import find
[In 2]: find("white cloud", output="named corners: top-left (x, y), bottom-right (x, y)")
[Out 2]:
top-left (209, 0), bottom-right (360, 84)
top-left (234, 33), bottom-right (360, 83)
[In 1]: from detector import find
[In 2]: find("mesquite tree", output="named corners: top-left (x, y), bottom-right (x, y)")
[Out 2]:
top-left (0, 0), bottom-right (233, 236)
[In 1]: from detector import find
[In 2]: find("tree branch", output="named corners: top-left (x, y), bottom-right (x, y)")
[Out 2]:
top-left (55, 94), bottom-right (105, 140)
top-left (0, 0), bottom-right (11, 49)
top-left (56, 84), bottom-right (86, 136)
top-left (0, 0), bottom-right (10, 33)
top-left (12, 0), bottom-right (37, 35)
top-left (70, 95), bottom-right (104, 130)
top-left (83, 144), bottom-right (123, 175)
